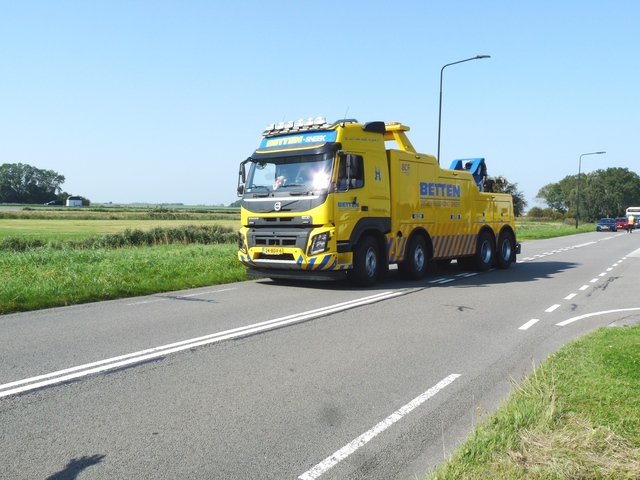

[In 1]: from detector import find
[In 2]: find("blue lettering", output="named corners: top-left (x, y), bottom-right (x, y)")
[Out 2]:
top-left (419, 182), bottom-right (461, 198)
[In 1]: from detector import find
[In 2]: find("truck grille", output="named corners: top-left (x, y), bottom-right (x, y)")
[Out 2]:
top-left (254, 236), bottom-right (298, 247)
top-left (246, 227), bottom-right (311, 251)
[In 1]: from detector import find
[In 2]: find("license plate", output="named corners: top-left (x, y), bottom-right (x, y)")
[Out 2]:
top-left (263, 247), bottom-right (284, 255)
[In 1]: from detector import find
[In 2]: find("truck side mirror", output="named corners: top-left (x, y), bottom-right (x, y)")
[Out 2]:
top-left (237, 157), bottom-right (251, 197)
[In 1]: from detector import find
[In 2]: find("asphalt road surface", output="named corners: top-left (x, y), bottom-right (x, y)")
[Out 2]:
top-left (2, 231), bottom-right (640, 479)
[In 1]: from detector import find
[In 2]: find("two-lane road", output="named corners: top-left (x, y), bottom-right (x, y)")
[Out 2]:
top-left (2, 232), bottom-right (640, 479)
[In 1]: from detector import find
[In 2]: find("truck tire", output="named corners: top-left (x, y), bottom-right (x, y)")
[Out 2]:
top-left (474, 231), bottom-right (495, 271)
top-left (348, 236), bottom-right (379, 287)
top-left (495, 232), bottom-right (514, 269)
top-left (398, 235), bottom-right (427, 280)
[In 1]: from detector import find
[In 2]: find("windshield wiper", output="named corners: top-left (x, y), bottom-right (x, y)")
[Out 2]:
top-left (248, 185), bottom-right (272, 197)
top-left (289, 190), bottom-right (313, 196)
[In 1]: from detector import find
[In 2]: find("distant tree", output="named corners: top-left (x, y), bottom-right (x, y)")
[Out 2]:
top-left (536, 167), bottom-right (640, 222)
top-left (536, 179), bottom-right (572, 214)
top-left (228, 199), bottom-right (242, 208)
top-left (0, 163), bottom-right (65, 204)
top-left (527, 206), bottom-right (544, 218)
top-left (487, 176), bottom-right (527, 217)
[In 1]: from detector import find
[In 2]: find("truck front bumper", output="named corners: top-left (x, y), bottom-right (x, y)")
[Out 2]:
top-left (246, 267), bottom-right (347, 281)
top-left (239, 248), bottom-right (351, 275)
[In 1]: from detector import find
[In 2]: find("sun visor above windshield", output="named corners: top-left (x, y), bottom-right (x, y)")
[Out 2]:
top-left (255, 130), bottom-right (337, 151)
top-left (253, 131), bottom-right (341, 159)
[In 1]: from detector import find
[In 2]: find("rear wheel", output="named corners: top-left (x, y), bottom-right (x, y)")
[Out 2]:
top-left (495, 232), bottom-right (514, 269)
top-left (348, 236), bottom-right (379, 287)
top-left (474, 231), bottom-right (495, 271)
top-left (398, 235), bottom-right (427, 280)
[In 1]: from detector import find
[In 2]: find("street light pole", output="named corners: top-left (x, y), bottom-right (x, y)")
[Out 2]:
top-left (576, 151), bottom-right (606, 228)
top-left (437, 55), bottom-right (490, 165)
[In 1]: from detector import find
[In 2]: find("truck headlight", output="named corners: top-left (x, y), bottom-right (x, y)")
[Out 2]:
top-left (309, 232), bottom-right (329, 255)
top-left (238, 232), bottom-right (247, 253)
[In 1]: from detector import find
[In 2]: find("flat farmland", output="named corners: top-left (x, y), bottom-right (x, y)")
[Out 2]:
top-left (0, 207), bottom-right (245, 314)
top-left (0, 218), bottom-right (240, 241)
top-left (0, 207), bottom-right (241, 241)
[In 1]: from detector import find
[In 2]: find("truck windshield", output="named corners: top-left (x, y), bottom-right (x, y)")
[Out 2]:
top-left (245, 153), bottom-right (334, 194)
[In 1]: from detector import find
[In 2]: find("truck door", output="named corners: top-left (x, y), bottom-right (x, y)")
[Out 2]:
top-left (333, 153), bottom-right (367, 241)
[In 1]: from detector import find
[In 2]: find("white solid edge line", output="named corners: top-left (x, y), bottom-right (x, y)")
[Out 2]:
top-left (0, 291), bottom-right (405, 397)
top-left (556, 307), bottom-right (640, 326)
top-left (298, 374), bottom-right (461, 480)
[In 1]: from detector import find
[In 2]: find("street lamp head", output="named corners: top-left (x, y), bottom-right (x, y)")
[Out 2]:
top-left (596, 151), bottom-right (606, 154)
top-left (437, 54), bottom-right (492, 165)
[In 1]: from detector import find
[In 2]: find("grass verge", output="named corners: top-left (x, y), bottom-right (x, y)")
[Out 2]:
top-left (516, 222), bottom-right (595, 240)
top-left (0, 244), bottom-right (246, 314)
top-left (427, 325), bottom-right (640, 479)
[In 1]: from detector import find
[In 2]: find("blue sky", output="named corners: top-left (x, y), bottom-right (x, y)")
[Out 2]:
top-left (2, 1), bottom-right (638, 207)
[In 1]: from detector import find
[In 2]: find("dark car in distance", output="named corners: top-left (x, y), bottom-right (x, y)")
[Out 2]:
top-left (44, 200), bottom-right (63, 206)
top-left (596, 218), bottom-right (617, 232)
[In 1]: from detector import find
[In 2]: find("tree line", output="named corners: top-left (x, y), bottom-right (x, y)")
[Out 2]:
top-left (534, 167), bottom-right (640, 221)
top-left (0, 163), bottom-right (67, 204)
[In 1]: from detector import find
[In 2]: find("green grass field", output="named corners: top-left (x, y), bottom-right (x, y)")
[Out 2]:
top-left (1, 244), bottom-right (245, 314)
top-left (0, 207), bottom-right (244, 313)
top-left (516, 220), bottom-right (595, 239)
top-left (0, 218), bottom-right (240, 241)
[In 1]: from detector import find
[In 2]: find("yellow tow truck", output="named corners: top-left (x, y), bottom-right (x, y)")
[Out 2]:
top-left (237, 117), bottom-right (520, 286)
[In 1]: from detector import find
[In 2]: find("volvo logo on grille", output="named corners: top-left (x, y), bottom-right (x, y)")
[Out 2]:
top-left (274, 201), bottom-right (282, 212)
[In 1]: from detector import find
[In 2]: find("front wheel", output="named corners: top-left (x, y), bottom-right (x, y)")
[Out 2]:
top-left (348, 236), bottom-right (379, 287)
top-left (495, 232), bottom-right (514, 269)
top-left (398, 235), bottom-right (427, 280)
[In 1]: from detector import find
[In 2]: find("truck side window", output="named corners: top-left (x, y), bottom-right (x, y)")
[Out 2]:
top-left (338, 155), bottom-right (364, 191)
